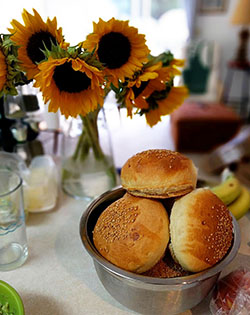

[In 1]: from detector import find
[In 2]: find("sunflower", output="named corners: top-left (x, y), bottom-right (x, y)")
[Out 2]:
top-left (124, 60), bottom-right (183, 117)
top-left (8, 8), bottom-right (68, 80)
top-left (123, 62), bottom-right (163, 116)
top-left (113, 52), bottom-right (188, 126)
top-left (145, 86), bottom-right (189, 127)
top-left (82, 18), bottom-right (150, 85)
top-left (34, 53), bottom-right (105, 118)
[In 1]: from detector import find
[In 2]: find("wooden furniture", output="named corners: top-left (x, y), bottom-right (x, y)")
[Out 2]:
top-left (171, 102), bottom-right (242, 152)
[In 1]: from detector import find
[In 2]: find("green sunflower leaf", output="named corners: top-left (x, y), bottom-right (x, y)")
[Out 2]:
top-left (0, 33), bottom-right (26, 96)
top-left (146, 51), bottom-right (174, 68)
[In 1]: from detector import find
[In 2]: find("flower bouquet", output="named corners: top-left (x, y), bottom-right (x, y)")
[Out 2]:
top-left (0, 9), bottom-right (188, 200)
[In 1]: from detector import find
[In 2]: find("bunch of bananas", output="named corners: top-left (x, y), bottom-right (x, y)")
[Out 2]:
top-left (211, 174), bottom-right (250, 220)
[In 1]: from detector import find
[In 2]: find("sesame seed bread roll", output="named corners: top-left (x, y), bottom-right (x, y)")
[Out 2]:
top-left (120, 149), bottom-right (197, 199)
top-left (93, 193), bottom-right (170, 274)
top-left (170, 188), bottom-right (233, 273)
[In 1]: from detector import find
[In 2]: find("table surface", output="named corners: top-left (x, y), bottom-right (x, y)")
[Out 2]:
top-left (1, 188), bottom-right (250, 315)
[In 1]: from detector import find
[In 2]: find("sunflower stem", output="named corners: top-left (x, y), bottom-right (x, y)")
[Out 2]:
top-left (80, 109), bottom-right (105, 160)
top-left (72, 128), bottom-right (90, 161)
top-left (62, 107), bottom-right (117, 194)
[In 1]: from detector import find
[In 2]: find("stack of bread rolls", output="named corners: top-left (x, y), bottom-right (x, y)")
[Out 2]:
top-left (93, 149), bottom-right (233, 277)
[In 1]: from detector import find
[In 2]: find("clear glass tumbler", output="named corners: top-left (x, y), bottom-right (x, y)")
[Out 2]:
top-left (0, 169), bottom-right (28, 271)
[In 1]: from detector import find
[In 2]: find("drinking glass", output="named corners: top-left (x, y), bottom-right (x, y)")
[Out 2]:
top-left (0, 169), bottom-right (28, 271)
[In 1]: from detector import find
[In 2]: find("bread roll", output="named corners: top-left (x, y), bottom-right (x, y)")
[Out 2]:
top-left (170, 188), bottom-right (233, 273)
top-left (93, 193), bottom-right (170, 273)
top-left (121, 149), bottom-right (197, 198)
top-left (143, 251), bottom-right (190, 278)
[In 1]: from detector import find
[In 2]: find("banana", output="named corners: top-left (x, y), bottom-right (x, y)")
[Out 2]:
top-left (211, 176), bottom-right (242, 205)
top-left (228, 186), bottom-right (250, 220)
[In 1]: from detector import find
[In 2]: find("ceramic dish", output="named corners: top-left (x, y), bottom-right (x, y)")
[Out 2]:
top-left (0, 280), bottom-right (25, 315)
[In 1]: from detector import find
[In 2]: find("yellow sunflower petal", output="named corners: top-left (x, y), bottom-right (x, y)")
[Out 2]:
top-left (138, 72), bottom-right (158, 82)
top-left (132, 63), bottom-right (177, 101)
top-left (146, 62), bottom-right (162, 72)
top-left (145, 109), bottom-right (161, 127)
top-left (9, 8), bottom-right (68, 80)
top-left (171, 58), bottom-right (185, 67)
top-left (83, 17), bottom-right (150, 86)
top-left (158, 86), bottom-right (189, 116)
top-left (125, 90), bottom-right (135, 118)
top-left (134, 95), bottom-right (149, 109)
top-left (8, 19), bottom-right (32, 35)
top-left (34, 56), bottom-right (105, 118)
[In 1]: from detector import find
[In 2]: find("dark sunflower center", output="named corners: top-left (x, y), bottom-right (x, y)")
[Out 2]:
top-left (53, 61), bottom-right (91, 93)
top-left (132, 81), bottom-right (149, 99)
top-left (27, 31), bottom-right (57, 64)
top-left (98, 32), bottom-right (131, 69)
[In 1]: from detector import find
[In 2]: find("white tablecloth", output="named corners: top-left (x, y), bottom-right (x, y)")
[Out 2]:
top-left (1, 191), bottom-right (250, 315)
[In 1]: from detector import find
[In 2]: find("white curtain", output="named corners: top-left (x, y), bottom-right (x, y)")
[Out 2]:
top-left (183, 0), bottom-right (198, 40)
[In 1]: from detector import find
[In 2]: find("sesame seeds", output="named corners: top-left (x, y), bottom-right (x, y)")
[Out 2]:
top-left (93, 198), bottom-right (140, 244)
top-left (143, 254), bottom-right (190, 278)
top-left (201, 198), bottom-right (233, 265)
top-left (133, 149), bottom-right (180, 161)
top-left (120, 149), bottom-right (195, 199)
top-left (133, 149), bottom-right (184, 171)
top-left (179, 189), bottom-right (234, 270)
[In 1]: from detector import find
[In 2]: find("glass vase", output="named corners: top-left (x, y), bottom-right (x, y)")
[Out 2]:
top-left (61, 108), bottom-right (117, 200)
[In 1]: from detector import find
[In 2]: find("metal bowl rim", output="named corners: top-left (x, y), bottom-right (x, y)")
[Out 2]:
top-left (80, 186), bottom-right (241, 286)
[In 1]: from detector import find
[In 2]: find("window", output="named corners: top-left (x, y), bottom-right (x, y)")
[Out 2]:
top-left (1, 0), bottom-right (189, 130)
top-left (1, 0), bottom-right (188, 56)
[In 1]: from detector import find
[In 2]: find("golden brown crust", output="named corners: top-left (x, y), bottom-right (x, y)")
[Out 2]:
top-left (170, 188), bottom-right (233, 273)
top-left (121, 149), bottom-right (197, 198)
top-left (143, 250), bottom-right (190, 278)
top-left (93, 193), bottom-right (170, 273)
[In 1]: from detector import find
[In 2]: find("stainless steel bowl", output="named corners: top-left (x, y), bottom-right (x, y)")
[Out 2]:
top-left (80, 187), bottom-right (241, 315)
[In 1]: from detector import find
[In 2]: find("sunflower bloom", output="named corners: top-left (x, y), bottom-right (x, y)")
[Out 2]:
top-left (125, 62), bottom-right (178, 114)
top-left (34, 57), bottom-right (105, 118)
top-left (8, 8), bottom-right (68, 80)
top-left (0, 49), bottom-right (7, 92)
top-left (145, 86), bottom-right (189, 127)
top-left (124, 62), bottom-right (161, 115)
top-left (82, 18), bottom-right (150, 85)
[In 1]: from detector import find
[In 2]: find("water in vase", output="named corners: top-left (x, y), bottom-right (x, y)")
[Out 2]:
top-left (62, 151), bottom-right (116, 200)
